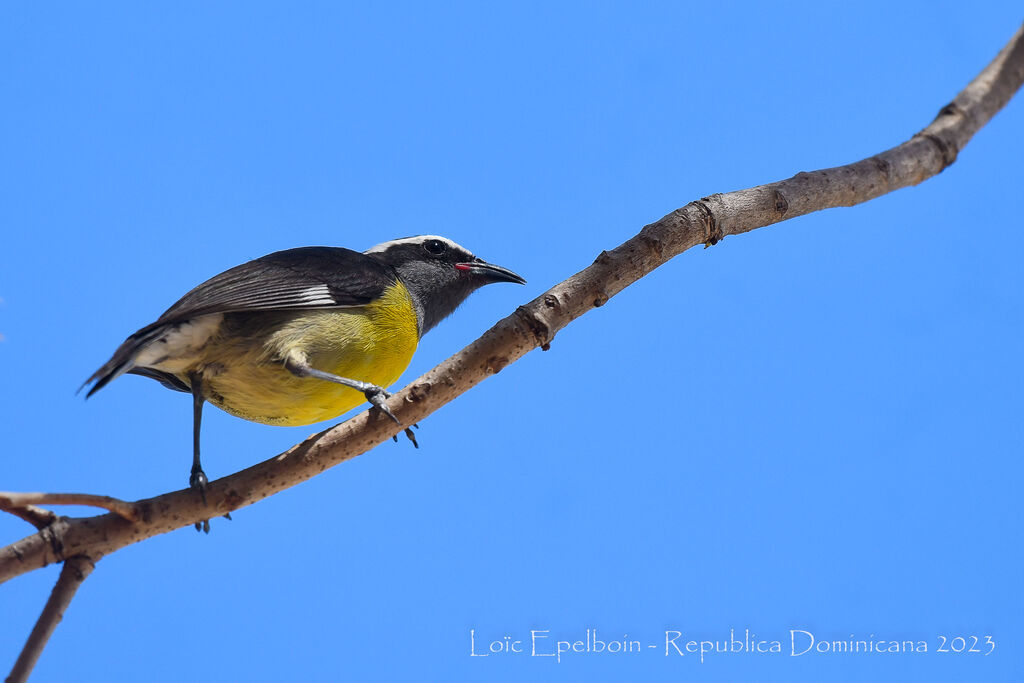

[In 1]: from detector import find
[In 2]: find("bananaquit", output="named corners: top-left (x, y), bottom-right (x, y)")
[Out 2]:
top-left (84, 235), bottom-right (525, 503)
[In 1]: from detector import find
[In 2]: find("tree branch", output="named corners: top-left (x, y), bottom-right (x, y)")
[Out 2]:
top-left (0, 493), bottom-right (140, 523)
top-left (0, 502), bottom-right (56, 531)
top-left (1, 22), bottom-right (1022, 669)
top-left (6, 555), bottom-right (97, 683)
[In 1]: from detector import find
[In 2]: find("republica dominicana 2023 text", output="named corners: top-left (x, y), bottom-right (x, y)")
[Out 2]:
top-left (469, 628), bottom-right (994, 664)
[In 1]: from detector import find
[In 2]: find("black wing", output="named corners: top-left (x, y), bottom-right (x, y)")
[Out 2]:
top-left (153, 246), bottom-right (396, 325)
top-left (83, 247), bottom-right (396, 397)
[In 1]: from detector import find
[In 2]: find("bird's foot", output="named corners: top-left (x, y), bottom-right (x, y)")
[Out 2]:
top-left (363, 385), bottom-right (400, 425)
top-left (189, 469), bottom-right (211, 533)
top-left (362, 385), bottom-right (419, 447)
top-left (189, 469), bottom-right (208, 503)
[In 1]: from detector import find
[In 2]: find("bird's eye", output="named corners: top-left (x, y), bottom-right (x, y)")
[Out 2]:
top-left (423, 239), bottom-right (447, 255)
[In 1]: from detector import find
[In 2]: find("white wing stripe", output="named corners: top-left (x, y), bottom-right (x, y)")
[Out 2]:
top-left (297, 284), bottom-right (336, 305)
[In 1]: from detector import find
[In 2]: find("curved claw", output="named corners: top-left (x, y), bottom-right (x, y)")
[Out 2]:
top-left (391, 425), bottom-right (421, 448)
top-left (364, 386), bottom-right (401, 425)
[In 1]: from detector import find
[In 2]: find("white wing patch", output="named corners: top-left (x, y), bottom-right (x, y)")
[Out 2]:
top-left (297, 284), bottom-right (336, 306)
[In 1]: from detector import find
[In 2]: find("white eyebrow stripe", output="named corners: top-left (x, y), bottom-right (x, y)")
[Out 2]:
top-left (364, 235), bottom-right (453, 254)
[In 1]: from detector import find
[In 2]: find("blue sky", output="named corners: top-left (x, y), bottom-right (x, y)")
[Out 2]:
top-left (1, 3), bottom-right (1022, 682)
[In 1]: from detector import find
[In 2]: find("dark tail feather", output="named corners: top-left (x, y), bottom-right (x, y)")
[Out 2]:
top-left (80, 345), bottom-right (136, 398)
top-left (81, 321), bottom-right (191, 397)
top-left (80, 325), bottom-right (162, 398)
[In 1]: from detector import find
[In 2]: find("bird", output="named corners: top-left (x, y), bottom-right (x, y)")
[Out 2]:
top-left (83, 235), bottom-right (525, 530)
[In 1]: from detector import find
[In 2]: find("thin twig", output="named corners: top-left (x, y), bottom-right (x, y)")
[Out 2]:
top-left (6, 555), bottom-right (98, 683)
top-left (0, 493), bottom-right (139, 523)
top-left (0, 503), bottom-right (57, 531)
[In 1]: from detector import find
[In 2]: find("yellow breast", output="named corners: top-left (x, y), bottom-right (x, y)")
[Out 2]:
top-left (196, 282), bottom-right (420, 426)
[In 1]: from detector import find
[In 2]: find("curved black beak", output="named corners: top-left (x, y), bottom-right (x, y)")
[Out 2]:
top-left (456, 258), bottom-right (526, 285)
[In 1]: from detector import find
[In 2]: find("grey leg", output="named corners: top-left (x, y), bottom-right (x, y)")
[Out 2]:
top-left (188, 372), bottom-right (211, 533)
top-left (284, 357), bottom-right (401, 425)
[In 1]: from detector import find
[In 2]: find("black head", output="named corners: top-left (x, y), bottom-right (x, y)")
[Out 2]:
top-left (365, 235), bottom-right (525, 336)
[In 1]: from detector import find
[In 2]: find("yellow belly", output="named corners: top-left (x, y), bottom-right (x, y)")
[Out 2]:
top-left (184, 282), bottom-right (419, 426)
